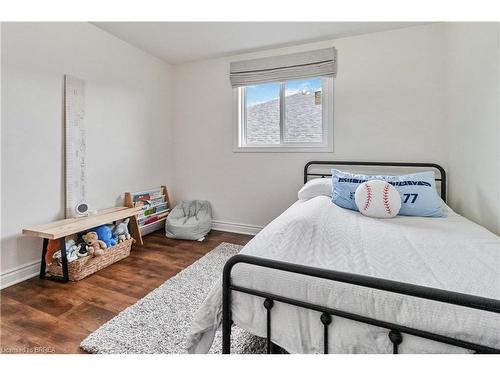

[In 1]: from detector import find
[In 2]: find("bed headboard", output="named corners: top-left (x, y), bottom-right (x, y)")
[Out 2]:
top-left (304, 161), bottom-right (447, 203)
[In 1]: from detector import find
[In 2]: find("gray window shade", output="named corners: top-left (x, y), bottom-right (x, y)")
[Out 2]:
top-left (230, 47), bottom-right (337, 87)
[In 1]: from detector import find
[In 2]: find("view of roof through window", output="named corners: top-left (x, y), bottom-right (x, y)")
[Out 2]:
top-left (245, 78), bottom-right (323, 144)
top-left (246, 78), bottom-right (322, 106)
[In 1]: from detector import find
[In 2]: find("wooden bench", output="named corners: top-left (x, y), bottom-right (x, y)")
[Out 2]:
top-left (22, 206), bottom-right (142, 283)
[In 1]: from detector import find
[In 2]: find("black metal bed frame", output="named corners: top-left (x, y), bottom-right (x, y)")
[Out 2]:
top-left (222, 161), bottom-right (500, 354)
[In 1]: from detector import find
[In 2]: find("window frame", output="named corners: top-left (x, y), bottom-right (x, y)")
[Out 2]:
top-left (233, 77), bottom-right (334, 153)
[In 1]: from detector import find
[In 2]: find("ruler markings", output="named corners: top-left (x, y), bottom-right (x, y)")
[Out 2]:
top-left (64, 75), bottom-right (88, 218)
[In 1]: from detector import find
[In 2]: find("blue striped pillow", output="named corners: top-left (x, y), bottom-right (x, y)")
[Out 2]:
top-left (331, 169), bottom-right (444, 217)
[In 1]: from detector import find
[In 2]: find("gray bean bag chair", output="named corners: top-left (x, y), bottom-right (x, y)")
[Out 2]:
top-left (165, 200), bottom-right (212, 240)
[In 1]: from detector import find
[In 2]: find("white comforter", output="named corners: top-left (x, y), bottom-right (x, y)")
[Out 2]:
top-left (187, 197), bottom-right (500, 353)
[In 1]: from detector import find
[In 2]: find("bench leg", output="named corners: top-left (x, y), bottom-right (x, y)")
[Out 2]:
top-left (39, 237), bottom-right (69, 283)
top-left (39, 238), bottom-right (48, 278)
top-left (60, 236), bottom-right (69, 282)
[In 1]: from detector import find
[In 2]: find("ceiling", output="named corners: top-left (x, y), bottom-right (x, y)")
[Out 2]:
top-left (93, 22), bottom-right (427, 65)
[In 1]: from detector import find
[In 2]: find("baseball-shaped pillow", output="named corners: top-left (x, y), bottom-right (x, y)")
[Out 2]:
top-left (355, 180), bottom-right (401, 218)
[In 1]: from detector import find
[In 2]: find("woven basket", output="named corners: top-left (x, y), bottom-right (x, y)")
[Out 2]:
top-left (48, 238), bottom-right (133, 281)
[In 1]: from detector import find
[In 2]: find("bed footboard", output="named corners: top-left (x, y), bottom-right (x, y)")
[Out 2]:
top-left (222, 254), bottom-right (500, 354)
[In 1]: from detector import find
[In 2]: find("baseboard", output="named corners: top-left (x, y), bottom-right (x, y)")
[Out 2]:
top-left (212, 220), bottom-right (263, 236)
top-left (0, 260), bottom-right (40, 290)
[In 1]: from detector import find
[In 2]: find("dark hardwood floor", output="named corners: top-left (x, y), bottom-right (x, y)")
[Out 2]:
top-left (0, 230), bottom-right (253, 354)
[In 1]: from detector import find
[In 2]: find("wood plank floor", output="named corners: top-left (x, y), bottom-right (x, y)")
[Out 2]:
top-left (0, 230), bottom-right (253, 354)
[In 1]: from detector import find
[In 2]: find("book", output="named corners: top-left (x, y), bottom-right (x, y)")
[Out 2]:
top-left (138, 211), bottom-right (169, 227)
top-left (132, 188), bottom-right (163, 203)
top-left (136, 197), bottom-right (167, 210)
top-left (138, 204), bottom-right (169, 219)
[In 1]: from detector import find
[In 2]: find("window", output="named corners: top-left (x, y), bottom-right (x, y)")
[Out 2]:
top-left (234, 76), bottom-right (333, 152)
top-left (230, 47), bottom-right (336, 151)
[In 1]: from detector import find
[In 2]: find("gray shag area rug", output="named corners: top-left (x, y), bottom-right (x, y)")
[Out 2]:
top-left (80, 242), bottom-right (266, 354)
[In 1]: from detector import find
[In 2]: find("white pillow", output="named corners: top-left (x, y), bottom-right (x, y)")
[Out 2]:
top-left (354, 180), bottom-right (401, 218)
top-left (298, 178), bottom-right (332, 200)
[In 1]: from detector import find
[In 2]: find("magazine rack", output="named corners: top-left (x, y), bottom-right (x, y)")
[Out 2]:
top-left (124, 185), bottom-right (171, 246)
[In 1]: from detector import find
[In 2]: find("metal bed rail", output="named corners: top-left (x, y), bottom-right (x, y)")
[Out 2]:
top-left (222, 254), bottom-right (500, 354)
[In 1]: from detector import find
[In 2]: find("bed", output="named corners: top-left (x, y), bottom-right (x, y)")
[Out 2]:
top-left (186, 161), bottom-right (500, 354)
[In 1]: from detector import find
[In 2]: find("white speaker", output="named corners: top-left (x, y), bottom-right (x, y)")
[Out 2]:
top-left (74, 201), bottom-right (89, 217)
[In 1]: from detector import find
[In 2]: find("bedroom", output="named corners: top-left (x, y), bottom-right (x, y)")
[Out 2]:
top-left (1, 0), bottom-right (499, 372)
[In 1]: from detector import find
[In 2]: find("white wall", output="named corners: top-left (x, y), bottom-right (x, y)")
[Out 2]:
top-left (171, 24), bottom-right (449, 228)
top-left (445, 23), bottom-right (500, 235)
top-left (2, 22), bottom-right (498, 288)
top-left (1, 23), bottom-right (173, 283)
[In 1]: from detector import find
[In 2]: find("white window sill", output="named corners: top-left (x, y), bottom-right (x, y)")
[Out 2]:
top-left (233, 145), bottom-right (334, 153)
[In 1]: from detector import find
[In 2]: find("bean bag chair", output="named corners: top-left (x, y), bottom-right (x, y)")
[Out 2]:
top-left (165, 200), bottom-right (212, 240)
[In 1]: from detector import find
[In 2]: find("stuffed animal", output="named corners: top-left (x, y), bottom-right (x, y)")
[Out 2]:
top-left (93, 225), bottom-right (117, 248)
top-left (53, 239), bottom-right (81, 264)
top-left (45, 239), bottom-right (61, 265)
top-left (82, 231), bottom-right (107, 256)
top-left (77, 245), bottom-right (89, 258)
top-left (111, 218), bottom-right (134, 243)
top-left (66, 239), bottom-right (81, 261)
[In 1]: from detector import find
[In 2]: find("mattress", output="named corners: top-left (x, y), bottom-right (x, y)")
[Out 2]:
top-left (187, 196), bottom-right (500, 353)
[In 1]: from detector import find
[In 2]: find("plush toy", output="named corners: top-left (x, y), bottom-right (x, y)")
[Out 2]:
top-left (53, 239), bottom-right (81, 264)
top-left (82, 231), bottom-right (107, 256)
top-left (45, 239), bottom-right (60, 265)
top-left (111, 218), bottom-right (134, 243)
top-left (93, 225), bottom-right (117, 248)
top-left (66, 239), bottom-right (81, 261)
top-left (77, 245), bottom-right (89, 258)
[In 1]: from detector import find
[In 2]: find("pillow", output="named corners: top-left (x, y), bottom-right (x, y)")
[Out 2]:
top-left (298, 178), bottom-right (332, 200)
top-left (355, 180), bottom-right (401, 218)
top-left (331, 169), bottom-right (444, 217)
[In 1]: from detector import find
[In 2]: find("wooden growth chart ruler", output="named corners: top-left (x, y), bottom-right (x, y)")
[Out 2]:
top-left (64, 75), bottom-right (89, 218)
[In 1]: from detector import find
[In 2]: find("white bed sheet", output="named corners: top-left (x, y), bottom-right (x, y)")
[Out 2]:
top-left (187, 197), bottom-right (500, 353)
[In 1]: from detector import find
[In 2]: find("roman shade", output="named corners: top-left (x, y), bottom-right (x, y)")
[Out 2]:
top-left (230, 47), bottom-right (337, 87)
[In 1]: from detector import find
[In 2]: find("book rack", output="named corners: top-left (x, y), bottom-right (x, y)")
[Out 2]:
top-left (124, 185), bottom-right (171, 246)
